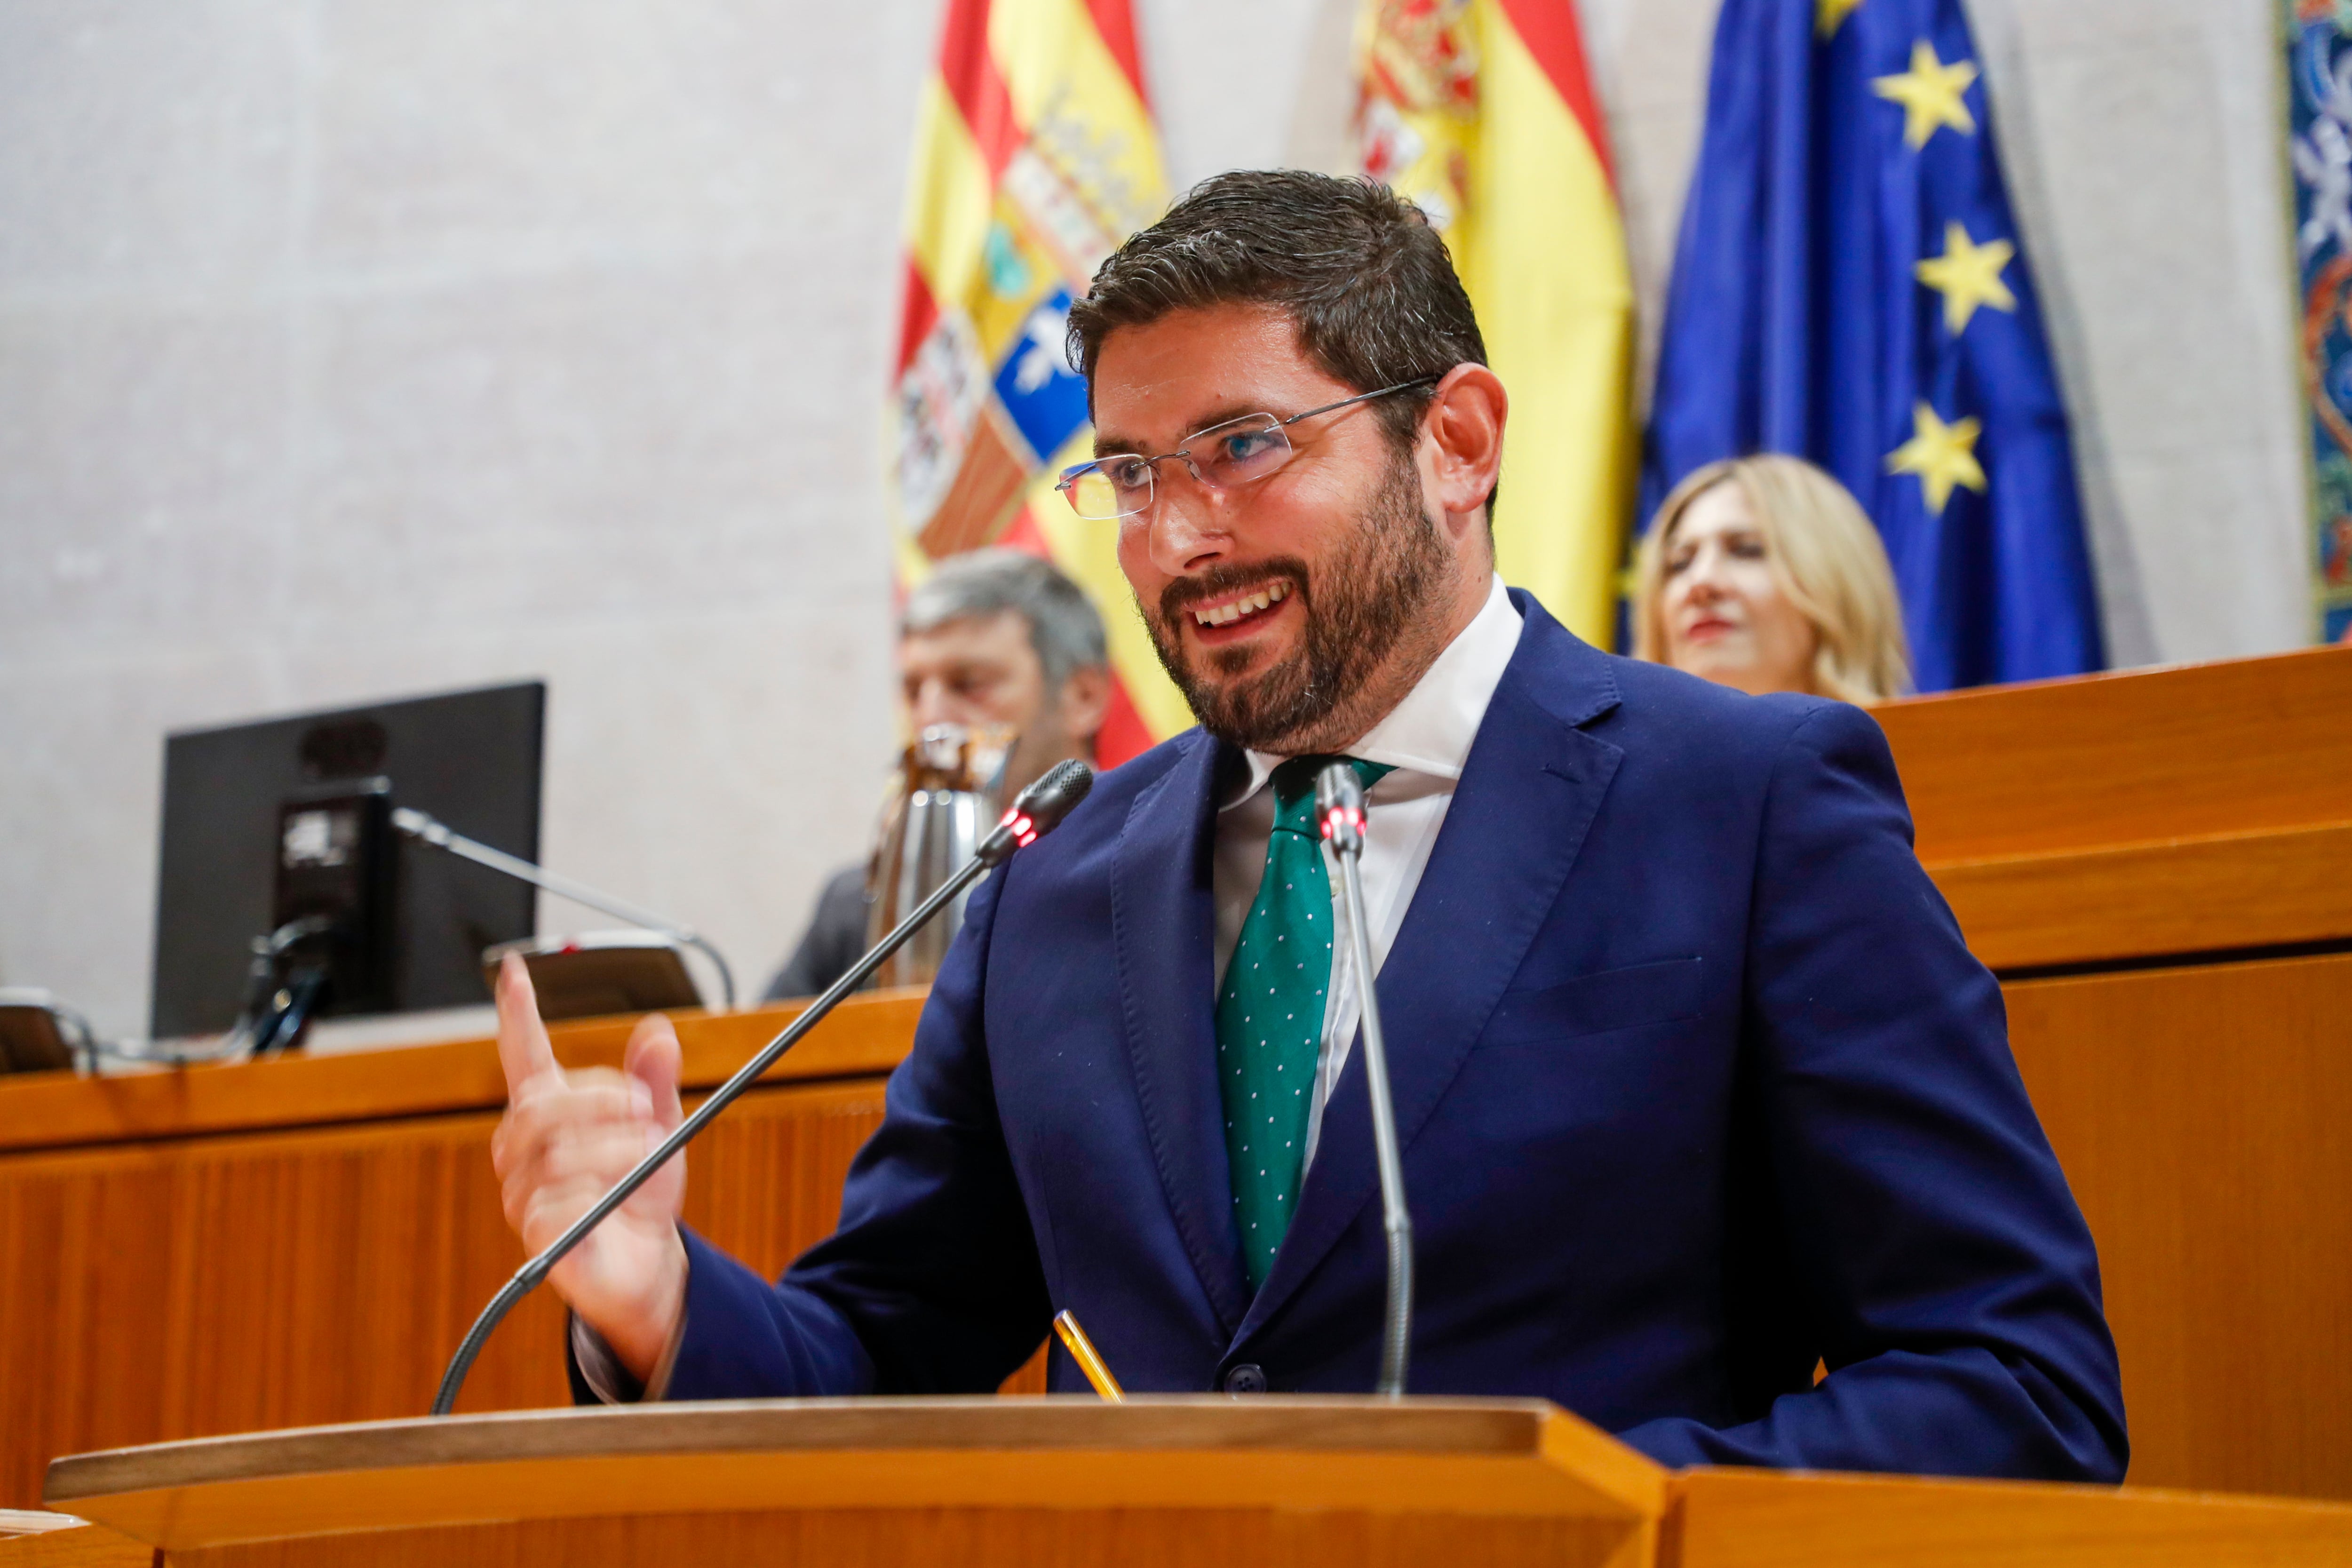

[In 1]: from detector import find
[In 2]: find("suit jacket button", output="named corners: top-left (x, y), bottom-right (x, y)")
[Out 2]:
top-left (1223, 1363), bottom-right (1268, 1395)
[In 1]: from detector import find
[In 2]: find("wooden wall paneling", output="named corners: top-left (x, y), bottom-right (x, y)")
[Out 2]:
top-left (0, 993), bottom-right (927, 1158)
top-left (0, 1080), bottom-right (895, 1510)
top-left (167, 1507), bottom-right (1638, 1568)
top-left (1934, 822), bottom-right (2352, 972)
top-left (1874, 645), bottom-right (2352, 863)
top-left (1671, 1467), bottom-right (2352, 1568)
top-left (0, 1524), bottom-right (153, 1568)
top-left (2003, 952), bottom-right (2352, 1499)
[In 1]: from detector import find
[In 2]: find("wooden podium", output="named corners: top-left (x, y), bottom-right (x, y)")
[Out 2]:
top-left (20, 1398), bottom-right (2352, 1568)
top-left (4, 646), bottom-right (2351, 1510)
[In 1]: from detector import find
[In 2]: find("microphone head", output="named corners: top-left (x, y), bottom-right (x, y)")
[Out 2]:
top-left (1012, 758), bottom-right (1094, 836)
top-left (982, 759), bottom-right (1095, 863)
top-left (1315, 761), bottom-right (1366, 855)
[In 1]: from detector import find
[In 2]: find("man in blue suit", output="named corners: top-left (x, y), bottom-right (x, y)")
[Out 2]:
top-left (491, 171), bottom-right (2126, 1481)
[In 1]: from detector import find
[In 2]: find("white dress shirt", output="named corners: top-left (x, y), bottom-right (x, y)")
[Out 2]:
top-left (1211, 573), bottom-right (1522, 1171)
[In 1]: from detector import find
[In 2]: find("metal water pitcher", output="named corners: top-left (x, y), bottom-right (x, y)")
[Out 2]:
top-left (866, 723), bottom-right (1015, 988)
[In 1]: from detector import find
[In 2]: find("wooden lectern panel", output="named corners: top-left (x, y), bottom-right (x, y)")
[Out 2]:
top-left (0, 1077), bottom-right (894, 1508)
top-left (38, 1401), bottom-right (2352, 1568)
top-left (2006, 951), bottom-right (2352, 1501)
top-left (0, 1527), bottom-right (151, 1568)
top-left (1874, 645), bottom-right (2352, 865)
top-left (170, 1509), bottom-right (1633, 1568)
top-left (44, 1400), bottom-right (1664, 1568)
top-left (1928, 821), bottom-right (2352, 974)
top-left (1875, 646), bottom-right (2352, 972)
top-left (1674, 1467), bottom-right (2352, 1568)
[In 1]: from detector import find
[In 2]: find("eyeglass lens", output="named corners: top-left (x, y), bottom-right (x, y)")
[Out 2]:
top-left (1065, 414), bottom-right (1294, 520)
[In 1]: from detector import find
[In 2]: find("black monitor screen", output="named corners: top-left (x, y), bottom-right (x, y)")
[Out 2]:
top-left (149, 682), bottom-right (545, 1038)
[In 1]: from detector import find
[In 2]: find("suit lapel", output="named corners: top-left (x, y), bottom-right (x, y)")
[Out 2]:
top-left (1109, 731), bottom-right (1254, 1335)
top-left (1238, 597), bottom-right (1626, 1339)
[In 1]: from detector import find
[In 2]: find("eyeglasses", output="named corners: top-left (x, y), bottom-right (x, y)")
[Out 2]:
top-left (1055, 375), bottom-right (1441, 521)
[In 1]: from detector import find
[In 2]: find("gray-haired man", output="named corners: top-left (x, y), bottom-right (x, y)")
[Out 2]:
top-left (763, 549), bottom-right (1112, 1000)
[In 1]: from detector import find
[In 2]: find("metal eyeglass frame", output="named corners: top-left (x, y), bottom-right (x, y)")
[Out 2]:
top-left (1055, 374), bottom-right (1441, 521)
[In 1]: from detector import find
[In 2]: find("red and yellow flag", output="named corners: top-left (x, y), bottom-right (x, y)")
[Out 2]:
top-left (889, 0), bottom-right (1184, 765)
top-left (1354, 0), bottom-right (1637, 645)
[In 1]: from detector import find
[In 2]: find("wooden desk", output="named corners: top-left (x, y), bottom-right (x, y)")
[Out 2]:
top-left (31, 1400), bottom-right (2352, 1568)
top-left (2006, 951), bottom-right (2352, 1501)
top-left (1877, 645), bottom-right (2352, 974)
top-left (4, 648), bottom-right (2347, 1508)
top-left (0, 993), bottom-right (928, 1509)
top-left (1875, 648), bottom-right (2352, 1497)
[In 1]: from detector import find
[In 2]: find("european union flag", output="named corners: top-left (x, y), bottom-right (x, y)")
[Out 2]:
top-left (1644, 0), bottom-right (2104, 690)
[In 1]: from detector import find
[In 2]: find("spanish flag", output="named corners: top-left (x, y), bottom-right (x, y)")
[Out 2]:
top-left (888, 0), bottom-right (1184, 765)
top-left (1355, 0), bottom-right (1637, 646)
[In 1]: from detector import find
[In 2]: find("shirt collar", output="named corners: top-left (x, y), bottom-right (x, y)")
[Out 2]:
top-left (1221, 574), bottom-right (1523, 810)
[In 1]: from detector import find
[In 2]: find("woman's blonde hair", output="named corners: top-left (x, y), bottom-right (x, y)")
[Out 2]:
top-left (1632, 454), bottom-right (1912, 704)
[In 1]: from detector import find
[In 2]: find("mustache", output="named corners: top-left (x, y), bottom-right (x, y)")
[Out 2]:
top-left (1156, 558), bottom-right (1311, 624)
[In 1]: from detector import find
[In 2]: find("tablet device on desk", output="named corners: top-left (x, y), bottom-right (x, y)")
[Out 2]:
top-left (0, 988), bottom-right (90, 1074)
top-left (481, 932), bottom-right (706, 1023)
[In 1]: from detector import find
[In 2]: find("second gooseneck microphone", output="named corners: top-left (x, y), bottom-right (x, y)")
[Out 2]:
top-left (1315, 761), bottom-right (1413, 1398)
top-left (428, 759), bottom-right (1095, 1417)
top-left (392, 806), bottom-right (740, 1013)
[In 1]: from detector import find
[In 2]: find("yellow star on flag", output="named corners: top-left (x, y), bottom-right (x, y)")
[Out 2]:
top-left (1872, 40), bottom-right (1979, 150)
top-left (1914, 221), bottom-right (2017, 333)
top-left (1886, 402), bottom-right (1987, 514)
top-left (1818, 0), bottom-right (1867, 36)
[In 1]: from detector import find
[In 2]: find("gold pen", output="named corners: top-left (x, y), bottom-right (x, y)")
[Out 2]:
top-left (1052, 1309), bottom-right (1126, 1401)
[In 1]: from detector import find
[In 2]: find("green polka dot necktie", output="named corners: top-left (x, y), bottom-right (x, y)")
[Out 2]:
top-left (1217, 755), bottom-right (1393, 1292)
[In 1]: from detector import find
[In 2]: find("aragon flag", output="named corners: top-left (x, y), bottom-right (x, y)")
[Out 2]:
top-left (1644, 0), bottom-right (2104, 690)
top-left (888, 0), bottom-right (1181, 765)
top-left (1353, 0), bottom-right (1638, 647)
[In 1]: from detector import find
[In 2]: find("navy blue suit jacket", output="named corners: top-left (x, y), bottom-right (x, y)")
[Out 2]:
top-left (653, 593), bottom-right (2127, 1480)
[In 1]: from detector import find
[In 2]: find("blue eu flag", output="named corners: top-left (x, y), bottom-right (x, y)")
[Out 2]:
top-left (1644, 0), bottom-right (2104, 690)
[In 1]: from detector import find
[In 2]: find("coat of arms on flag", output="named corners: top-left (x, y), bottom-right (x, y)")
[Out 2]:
top-left (1350, 0), bottom-right (1637, 650)
top-left (888, 0), bottom-right (1180, 762)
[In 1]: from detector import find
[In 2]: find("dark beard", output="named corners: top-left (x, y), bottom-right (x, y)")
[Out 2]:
top-left (1142, 452), bottom-right (1449, 751)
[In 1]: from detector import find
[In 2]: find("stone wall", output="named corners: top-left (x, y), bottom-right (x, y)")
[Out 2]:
top-left (0, 0), bottom-right (2309, 1035)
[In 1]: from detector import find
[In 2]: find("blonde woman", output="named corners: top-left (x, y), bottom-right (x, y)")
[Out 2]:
top-left (1633, 454), bottom-right (1912, 703)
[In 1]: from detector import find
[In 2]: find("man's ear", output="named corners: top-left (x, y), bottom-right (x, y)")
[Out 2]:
top-left (1056, 664), bottom-right (1114, 761)
top-left (1422, 364), bottom-right (1508, 533)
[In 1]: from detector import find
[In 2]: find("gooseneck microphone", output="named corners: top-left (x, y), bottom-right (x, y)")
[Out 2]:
top-left (392, 806), bottom-right (740, 1012)
top-left (1315, 761), bottom-right (1413, 1398)
top-left (429, 759), bottom-right (1094, 1417)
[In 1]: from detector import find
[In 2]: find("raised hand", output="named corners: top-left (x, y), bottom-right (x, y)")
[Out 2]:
top-left (488, 953), bottom-right (689, 1381)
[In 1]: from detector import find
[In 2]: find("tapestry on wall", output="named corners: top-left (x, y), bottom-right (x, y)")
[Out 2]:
top-left (2287, 1), bottom-right (2352, 644)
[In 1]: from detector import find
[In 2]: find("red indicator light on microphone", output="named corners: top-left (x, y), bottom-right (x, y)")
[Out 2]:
top-left (1319, 809), bottom-right (1365, 835)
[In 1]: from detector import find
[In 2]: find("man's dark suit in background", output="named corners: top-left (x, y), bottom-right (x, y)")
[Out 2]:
top-left (763, 867), bottom-right (868, 1002)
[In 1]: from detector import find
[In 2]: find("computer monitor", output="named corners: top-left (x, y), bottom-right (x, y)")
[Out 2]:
top-left (149, 682), bottom-right (545, 1039)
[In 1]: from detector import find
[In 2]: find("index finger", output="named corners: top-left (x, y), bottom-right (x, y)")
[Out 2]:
top-left (494, 952), bottom-right (562, 1097)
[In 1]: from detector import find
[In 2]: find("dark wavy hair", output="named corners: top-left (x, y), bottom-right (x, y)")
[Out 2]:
top-left (1066, 170), bottom-right (1490, 490)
